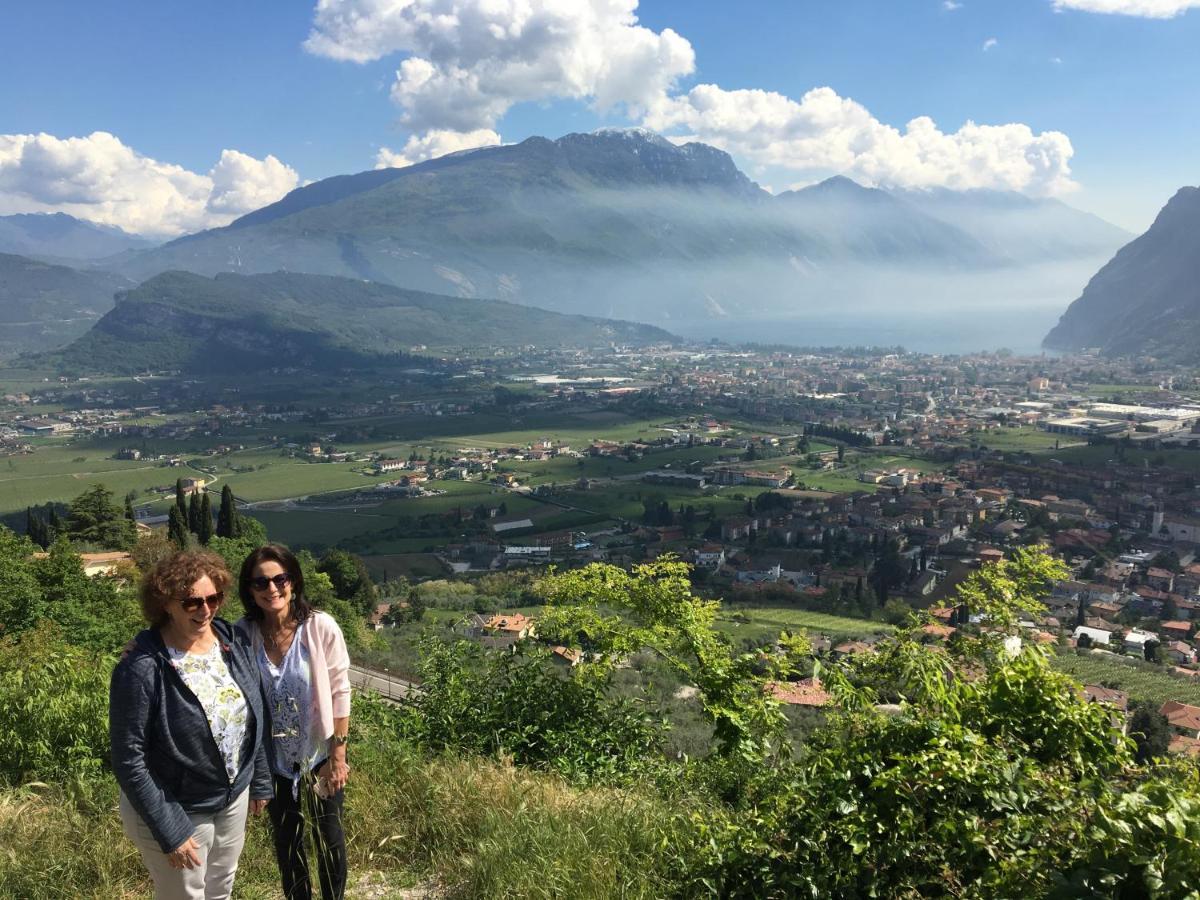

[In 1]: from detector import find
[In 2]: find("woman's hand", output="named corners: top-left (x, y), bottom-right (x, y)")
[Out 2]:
top-left (249, 798), bottom-right (270, 815)
top-left (318, 756), bottom-right (350, 794)
top-left (166, 836), bottom-right (201, 869)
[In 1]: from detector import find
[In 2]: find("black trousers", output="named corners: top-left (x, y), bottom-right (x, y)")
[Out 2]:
top-left (267, 768), bottom-right (347, 900)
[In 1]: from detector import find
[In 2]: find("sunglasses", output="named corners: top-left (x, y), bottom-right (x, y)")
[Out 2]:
top-left (249, 573), bottom-right (292, 592)
top-left (179, 592), bottom-right (224, 612)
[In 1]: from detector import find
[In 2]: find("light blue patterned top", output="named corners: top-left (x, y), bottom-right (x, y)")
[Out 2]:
top-left (167, 641), bottom-right (248, 783)
top-left (259, 620), bottom-right (325, 791)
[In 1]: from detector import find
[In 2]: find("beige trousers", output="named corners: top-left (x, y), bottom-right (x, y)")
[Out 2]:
top-left (119, 790), bottom-right (249, 900)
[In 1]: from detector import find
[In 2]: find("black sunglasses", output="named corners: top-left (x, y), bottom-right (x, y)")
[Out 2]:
top-left (250, 573), bottom-right (292, 592)
top-left (179, 591), bottom-right (224, 612)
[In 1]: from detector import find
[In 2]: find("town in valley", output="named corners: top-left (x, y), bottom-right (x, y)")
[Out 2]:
top-left (7, 341), bottom-right (1200, 752)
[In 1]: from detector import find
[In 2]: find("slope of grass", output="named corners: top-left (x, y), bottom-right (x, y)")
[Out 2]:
top-left (0, 695), bottom-right (695, 900)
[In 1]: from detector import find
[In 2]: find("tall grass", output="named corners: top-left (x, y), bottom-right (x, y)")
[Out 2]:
top-left (0, 692), bottom-right (697, 899)
top-left (349, 696), bottom-right (698, 898)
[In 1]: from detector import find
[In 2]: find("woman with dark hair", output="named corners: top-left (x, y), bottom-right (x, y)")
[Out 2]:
top-left (236, 544), bottom-right (351, 900)
top-left (110, 550), bottom-right (273, 900)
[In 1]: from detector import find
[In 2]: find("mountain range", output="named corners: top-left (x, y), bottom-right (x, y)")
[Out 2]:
top-left (1, 130), bottom-right (1140, 360)
top-left (1043, 186), bottom-right (1200, 362)
top-left (104, 129), bottom-right (1129, 326)
top-left (47, 270), bottom-right (672, 374)
top-left (0, 212), bottom-right (154, 261)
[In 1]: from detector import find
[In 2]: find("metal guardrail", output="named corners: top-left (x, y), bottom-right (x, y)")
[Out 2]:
top-left (348, 664), bottom-right (419, 704)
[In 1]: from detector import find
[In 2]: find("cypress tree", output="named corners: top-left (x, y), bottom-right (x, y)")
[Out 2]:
top-left (175, 478), bottom-right (188, 520)
top-left (47, 506), bottom-right (63, 541)
top-left (124, 494), bottom-right (136, 522)
top-left (198, 493), bottom-right (214, 544)
top-left (187, 491), bottom-right (201, 534)
top-left (168, 505), bottom-right (188, 548)
top-left (216, 484), bottom-right (237, 538)
top-left (26, 508), bottom-right (47, 548)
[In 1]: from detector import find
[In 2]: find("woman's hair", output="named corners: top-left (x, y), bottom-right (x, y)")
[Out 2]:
top-left (140, 550), bottom-right (232, 628)
top-left (238, 543), bottom-right (312, 624)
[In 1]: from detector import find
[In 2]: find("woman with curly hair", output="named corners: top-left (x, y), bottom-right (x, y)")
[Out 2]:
top-left (110, 549), bottom-right (273, 900)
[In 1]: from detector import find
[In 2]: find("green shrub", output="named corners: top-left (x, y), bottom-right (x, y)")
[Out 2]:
top-left (0, 624), bottom-right (111, 792)
top-left (399, 638), bottom-right (665, 782)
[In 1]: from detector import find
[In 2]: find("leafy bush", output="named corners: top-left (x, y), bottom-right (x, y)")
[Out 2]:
top-left (0, 624), bottom-right (111, 791)
top-left (399, 637), bottom-right (665, 782)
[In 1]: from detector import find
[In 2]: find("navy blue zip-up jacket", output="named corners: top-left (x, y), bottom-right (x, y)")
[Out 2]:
top-left (109, 617), bottom-right (273, 853)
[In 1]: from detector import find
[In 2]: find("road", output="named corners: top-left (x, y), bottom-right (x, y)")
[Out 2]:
top-left (349, 664), bottom-right (419, 704)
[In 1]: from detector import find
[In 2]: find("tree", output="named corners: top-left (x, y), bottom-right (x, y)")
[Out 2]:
top-left (66, 484), bottom-right (134, 550)
top-left (1143, 638), bottom-right (1163, 664)
top-left (1128, 701), bottom-right (1171, 763)
top-left (0, 526), bottom-right (48, 634)
top-left (167, 504), bottom-right (189, 548)
top-left (187, 492), bottom-right (202, 535)
top-left (536, 557), bottom-right (805, 758)
top-left (216, 484), bottom-right (238, 538)
top-left (317, 549), bottom-right (379, 617)
top-left (25, 508), bottom-right (48, 550)
top-left (197, 492), bottom-right (214, 545)
top-left (174, 479), bottom-right (188, 521)
top-left (32, 536), bottom-right (140, 652)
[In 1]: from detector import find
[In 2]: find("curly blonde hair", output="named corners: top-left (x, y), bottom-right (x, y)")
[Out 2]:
top-left (140, 550), bottom-right (232, 628)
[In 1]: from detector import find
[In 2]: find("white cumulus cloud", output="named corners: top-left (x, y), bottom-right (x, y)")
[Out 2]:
top-left (643, 85), bottom-right (1078, 197)
top-left (306, 0), bottom-right (695, 132)
top-left (206, 150), bottom-right (301, 216)
top-left (375, 128), bottom-right (502, 169)
top-left (0, 132), bottom-right (299, 236)
top-left (982, 37), bottom-right (998, 50)
top-left (307, 0), bottom-right (1079, 197)
top-left (1052, 0), bottom-right (1200, 16)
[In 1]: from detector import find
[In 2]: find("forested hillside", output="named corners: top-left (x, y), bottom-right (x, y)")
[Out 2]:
top-left (45, 269), bottom-right (674, 375)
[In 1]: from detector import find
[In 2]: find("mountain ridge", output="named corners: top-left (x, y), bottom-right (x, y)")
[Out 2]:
top-left (93, 129), bottom-right (1131, 328)
top-left (45, 269), bottom-right (675, 374)
top-left (1042, 185), bottom-right (1200, 360)
top-left (0, 212), bottom-right (155, 261)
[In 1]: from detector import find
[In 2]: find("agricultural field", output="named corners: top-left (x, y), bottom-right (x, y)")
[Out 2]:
top-left (1051, 651), bottom-right (1200, 708)
top-left (0, 443), bottom-right (188, 512)
top-left (964, 427), bottom-right (1071, 453)
top-left (716, 605), bottom-right (894, 645)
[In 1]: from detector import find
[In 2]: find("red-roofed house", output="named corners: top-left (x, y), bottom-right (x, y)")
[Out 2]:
top-left (1162, 621), bottom-right (1192, 642)
top-left (767, 678), bottom-right (830, 707)
top-left (1161, 700), bottom-right (1200, 739)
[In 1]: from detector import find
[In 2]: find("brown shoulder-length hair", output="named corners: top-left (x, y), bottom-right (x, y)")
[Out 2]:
top-left (140, 550), bottom-right (232, 628)
top-left (238, 543), bottom-right (313, 624)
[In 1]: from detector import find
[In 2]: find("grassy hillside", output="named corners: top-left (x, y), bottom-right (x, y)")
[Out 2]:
top-left (46, 269), bottom-right (674, 374)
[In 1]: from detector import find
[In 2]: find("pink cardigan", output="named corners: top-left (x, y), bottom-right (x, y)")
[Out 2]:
top-left (238, 610), bottom-right (351, 739)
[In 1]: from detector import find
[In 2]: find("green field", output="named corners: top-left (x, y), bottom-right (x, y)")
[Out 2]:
top-left (717, 605), bottom-right (894, 644)
top-left (1051, 651), bottom-right (1200, 707)
top-left (0, 444), bottom-right (187, 511)
top-left (966, 427), bottom-right (1071, 453)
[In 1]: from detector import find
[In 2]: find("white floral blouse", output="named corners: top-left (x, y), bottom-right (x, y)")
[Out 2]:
top-left (167, 641), bottom-right (249, 783)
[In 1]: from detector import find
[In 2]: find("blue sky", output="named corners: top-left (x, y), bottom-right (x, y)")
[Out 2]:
top-left (1, 0), bottom-right (1197, 235)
